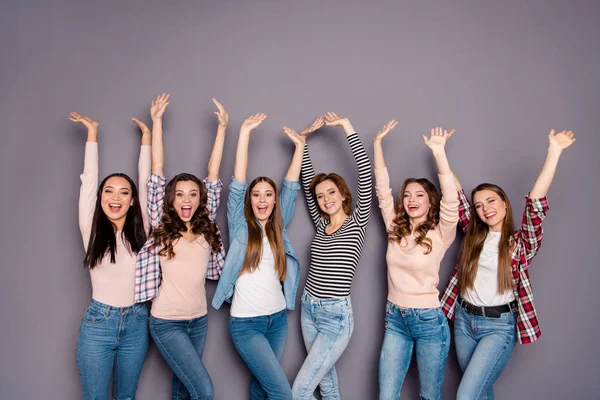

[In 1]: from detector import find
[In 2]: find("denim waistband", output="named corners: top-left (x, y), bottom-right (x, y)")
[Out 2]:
top-left (301, 291), bottom-right (352, 308)
top-left (89, 298), bottom-right (144, 314)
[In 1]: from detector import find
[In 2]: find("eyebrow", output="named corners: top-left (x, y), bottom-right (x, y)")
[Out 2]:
top-left (176, 189), bottom-right (199, 193)
top-left (104, 186), bottom-right (130, 191)
top-left (474, 197), bottom-right (494, 205)
top-left (404, 190), bottom-right (426, 194)
top-left (252, 190), bottom-right (274, 194)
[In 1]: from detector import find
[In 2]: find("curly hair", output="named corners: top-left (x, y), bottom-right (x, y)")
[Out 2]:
top-left (151, 173), bottom-right (222, 259)
top-left (388, 178), bottom-right (441, 255)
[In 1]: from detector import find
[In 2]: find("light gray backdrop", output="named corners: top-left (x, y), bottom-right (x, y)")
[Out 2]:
top-left (1, 0), bottom-right (599, 399)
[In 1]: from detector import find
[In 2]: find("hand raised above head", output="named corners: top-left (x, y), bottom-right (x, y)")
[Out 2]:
top-left (300, 116), bottom-right (325, 138)
top-left (422, 126), bottom-right (455, 152)
top-left (373, 120), bottom-right (398, 142)
top-left (212, 98), bottom-right (228, 127)
top-left (150, 93), bottom-right (170, 121)
top-left (548, 129), bottom-right (576, 153)
top-left (283, 126), bottom-right (305, 146)
top-left (241, 113), bottom-right (267, 133)
top-left (69, 112), bottom-right (99, 130)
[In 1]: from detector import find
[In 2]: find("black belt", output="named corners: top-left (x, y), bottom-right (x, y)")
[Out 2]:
top-left (458, 298), bottom-right (517, 319)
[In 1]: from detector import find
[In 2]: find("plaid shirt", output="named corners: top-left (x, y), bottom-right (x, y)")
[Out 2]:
top-left (440, 189), bottom-right (549, 344)
top-left (134, 173), bottom-right (225, 303)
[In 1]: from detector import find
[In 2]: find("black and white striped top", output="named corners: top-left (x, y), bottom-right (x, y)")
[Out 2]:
top-left (301, 132), bottom-right (372, 299)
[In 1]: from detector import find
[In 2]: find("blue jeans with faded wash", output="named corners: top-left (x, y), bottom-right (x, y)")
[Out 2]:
top-left (454, 302), bottom-right (517, 400)
top-left (149, 314), bottom-right (213, 400)
top-left (292, 291), bottom-right (354, 400)
top-left (378, 301), bottom-right (450, 400)
top-left (76, 299), bottom-right (149, 400)
top-left (229, 308), bottom-right (291, 400)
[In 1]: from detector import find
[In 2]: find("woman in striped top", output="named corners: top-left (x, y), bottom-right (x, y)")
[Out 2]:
top-left (291, 112), bottom-right (373, 400)
top-left (374, 124), bottom-right (458, 400)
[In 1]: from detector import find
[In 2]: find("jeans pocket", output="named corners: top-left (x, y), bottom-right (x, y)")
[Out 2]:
top-left (134, 304), bottom-right (149, 321)
top-left (82, 306), bottom-right (108, 324)
top-left (320, 302), bottom-right (344, 318)
top-left (416, 308), bottom-right (442, 323)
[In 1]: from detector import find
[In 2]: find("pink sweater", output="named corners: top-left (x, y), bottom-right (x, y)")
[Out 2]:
top-left (375, 168), bottom-right (458, 308)
top-left (79, 142), bottom-right (151, 307)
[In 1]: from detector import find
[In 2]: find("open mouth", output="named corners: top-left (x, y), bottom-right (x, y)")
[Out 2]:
top-left (256, 205), bottom-right (268, 214)
top-left (108, 203), bottom-right (122, 213)
top-left (407, 205), bottom-right (419, 212)
top-left (324, 202), bottom-right (335, 210)
top-left (484, 211), bottom-right (496, 220)
top-left (181, 205), bottom-right (192, 219)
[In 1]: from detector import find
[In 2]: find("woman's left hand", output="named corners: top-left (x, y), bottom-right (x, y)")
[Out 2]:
top-left (422, 127), bottom-right (455, 152)
top-left (283, 126), bottom-right (306, 146)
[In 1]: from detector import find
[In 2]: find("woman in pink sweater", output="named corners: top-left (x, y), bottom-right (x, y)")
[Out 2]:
top-left (374, 123), bottom-right (458, 400)
top-left (71, 111), bottom-right (151, 400)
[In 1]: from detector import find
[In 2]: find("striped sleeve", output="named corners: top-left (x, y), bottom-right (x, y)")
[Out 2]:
top-left (347, 133), bottom-right (372, 228)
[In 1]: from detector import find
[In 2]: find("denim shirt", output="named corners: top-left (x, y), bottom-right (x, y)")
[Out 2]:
top-left (212, 177), bottom-right (301, 311)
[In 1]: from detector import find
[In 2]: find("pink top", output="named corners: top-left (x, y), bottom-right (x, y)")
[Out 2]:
top-left (79, 142), bottom-right (151, 307)
top-left (151, 237), bottom-right (211, 319)
top-left (375, 168), bottom-right (459, 308)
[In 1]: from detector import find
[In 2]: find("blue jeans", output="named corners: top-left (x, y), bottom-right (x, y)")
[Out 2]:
top-left (292, 292), bottom-right (354, 400)
top-left (378, 301), bottom-right (450, 400)
top-left (149, 314), bottom-right (213, 400)
top-left (454, 302), bottom-right (517, 400)
top-left (76, 299), bottom-right (149, 400)
top-left (229, 309), bottom-right (291, 400)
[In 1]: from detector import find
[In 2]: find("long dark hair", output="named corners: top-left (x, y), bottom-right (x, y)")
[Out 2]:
top-left (84, 173), bottom-right (147, 268)
top-left (458, 183), bottom-right (516, 294)
top-left (239, 177), bottom-right (287, 281)
top-left (388, 178), bottom-right (441, 254)
top-left (151, 173), bottom-right (222, 259)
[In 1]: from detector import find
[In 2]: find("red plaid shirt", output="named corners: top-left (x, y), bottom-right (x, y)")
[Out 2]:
top-left (440, 189), bottom-right (549, 344)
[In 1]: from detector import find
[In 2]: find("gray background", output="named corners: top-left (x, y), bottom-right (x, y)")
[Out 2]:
top-left (1, 0), bottom-right (598, 398)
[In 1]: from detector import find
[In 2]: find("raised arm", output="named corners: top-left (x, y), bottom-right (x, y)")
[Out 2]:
top-left (150, 93), bottom-right (170, 177)
top-left (228, 114), bottom-right (267, 234)
top-left (148, 93), bottom-right (170, 227)
top-left (71, 112), bottom-right (99, 250)
top-left (529, 129), bottom-right (576, 199)
top-left (423, 127), bottom-right (459, 242)
top-left (519, 129), bottom-right (575, 260)
top-left (373, 120), bottom-right (398, 229)
top-left (324, 112), bottom-right (372, 227)
top-left (207, 98), bottom-right (228, 182)
top-left (233, 113), bottom-right (266, 183)
top-left (280, 126), bottom-right (308, 227)
top-left (132, 118), bottom-right (152, 233)
top-left (299, 117), bottom-right (326, 226)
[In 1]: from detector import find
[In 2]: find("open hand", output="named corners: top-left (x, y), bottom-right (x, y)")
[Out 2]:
top-left (132, 118), bottom-right (150, 136)
top-left (422, 127), bottom-right (455, 152)
top-left (69, 112), bottom-right (99, 130)
top-left (151, 93), bottom-right (170, 121)
top-left (300, 116), bottom-right (325, 137)
top-left (548, 129), bottom-right (576, 153)
top-left (241, 113), bottom-right (267, 133)
top-left (283, 126), bottom-right (305, 146)
top-left (374, 120), bottom-right (398, 142)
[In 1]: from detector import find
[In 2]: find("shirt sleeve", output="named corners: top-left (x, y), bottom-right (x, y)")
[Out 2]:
top-left (516, 195), bottom-right (549, 262)
top-left (374, 167), bottom-right (395, 230)
top-left (79, 142), bottom-right (98, 250)
top-left (227, 178), bottom-right (248, 243)
top-left (301, 144), bottom-right (323, 226)
top-left (203, 178), bottom-right (224, 221)
top-left (437, 173), bottom-right (459, 249)
top-left (347, 133), bottom-right (372, 228)
top-left (457, 189), bottom-right (472, 234)
top-left (147, 173), bottom-right (167, 229)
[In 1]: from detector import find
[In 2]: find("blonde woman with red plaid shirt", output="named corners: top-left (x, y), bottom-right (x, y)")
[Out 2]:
top-left (440, 129), bottom-right (576, 400)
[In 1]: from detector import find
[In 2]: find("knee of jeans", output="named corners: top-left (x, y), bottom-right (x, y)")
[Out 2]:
top-left (197, 382), bottom-right (214, 400)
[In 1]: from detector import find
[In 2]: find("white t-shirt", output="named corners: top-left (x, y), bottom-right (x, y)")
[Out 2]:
top-left (230, 237), bottom-right (287, 317)
top-left (462, 232), bottom-right (516, 307)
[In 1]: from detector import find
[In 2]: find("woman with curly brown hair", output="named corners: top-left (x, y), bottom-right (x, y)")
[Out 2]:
top-left (134, 93), bottom-right (227, 400)
top-left (374, 124), bottom-right (458, 400)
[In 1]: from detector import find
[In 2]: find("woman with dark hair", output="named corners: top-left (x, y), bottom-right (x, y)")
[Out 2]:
top-left (374, 124), bottom-right (458, 400)
top-left (135, 94), bottom-right (227, 400)
top-left (292, 112), bottom-right (372, 400)
top-left (71, 111), bottom-right (151, 400)
top-left (441, 129), bottom-right (576, 400)
top-left (212, 113), bottom-right (304, 399)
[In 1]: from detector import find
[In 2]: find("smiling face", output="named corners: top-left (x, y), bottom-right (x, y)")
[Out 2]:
top-left (172, 180), bottom-right (201, 223)
top-left (100, 176), bottom-right (134, 228)
top-left (402, 182), bottom-right (430, 225)
top-left (315, 179), bottom-right (346, 217)
top-left (250, 181), bottom-right (276, 224)
top-left (473, 189), bottom-right (507, 232)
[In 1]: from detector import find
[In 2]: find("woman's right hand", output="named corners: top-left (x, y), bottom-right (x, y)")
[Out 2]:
top-left (283, 126), bottom-right (306, 147)
top-left (240, 113), bottom-right (267, 134)
top-left (373, 120), bottom-right (398, 142)
top-left (300, 116), bottom-right (325, 138)
top-left (150, 93), bottom-right (170, 121)
top-left (69, 112), bottom-right (99, 131)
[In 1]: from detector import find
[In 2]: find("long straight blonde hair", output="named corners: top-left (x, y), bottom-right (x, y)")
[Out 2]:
top-left (458, 183), bottom-right (516, 295)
